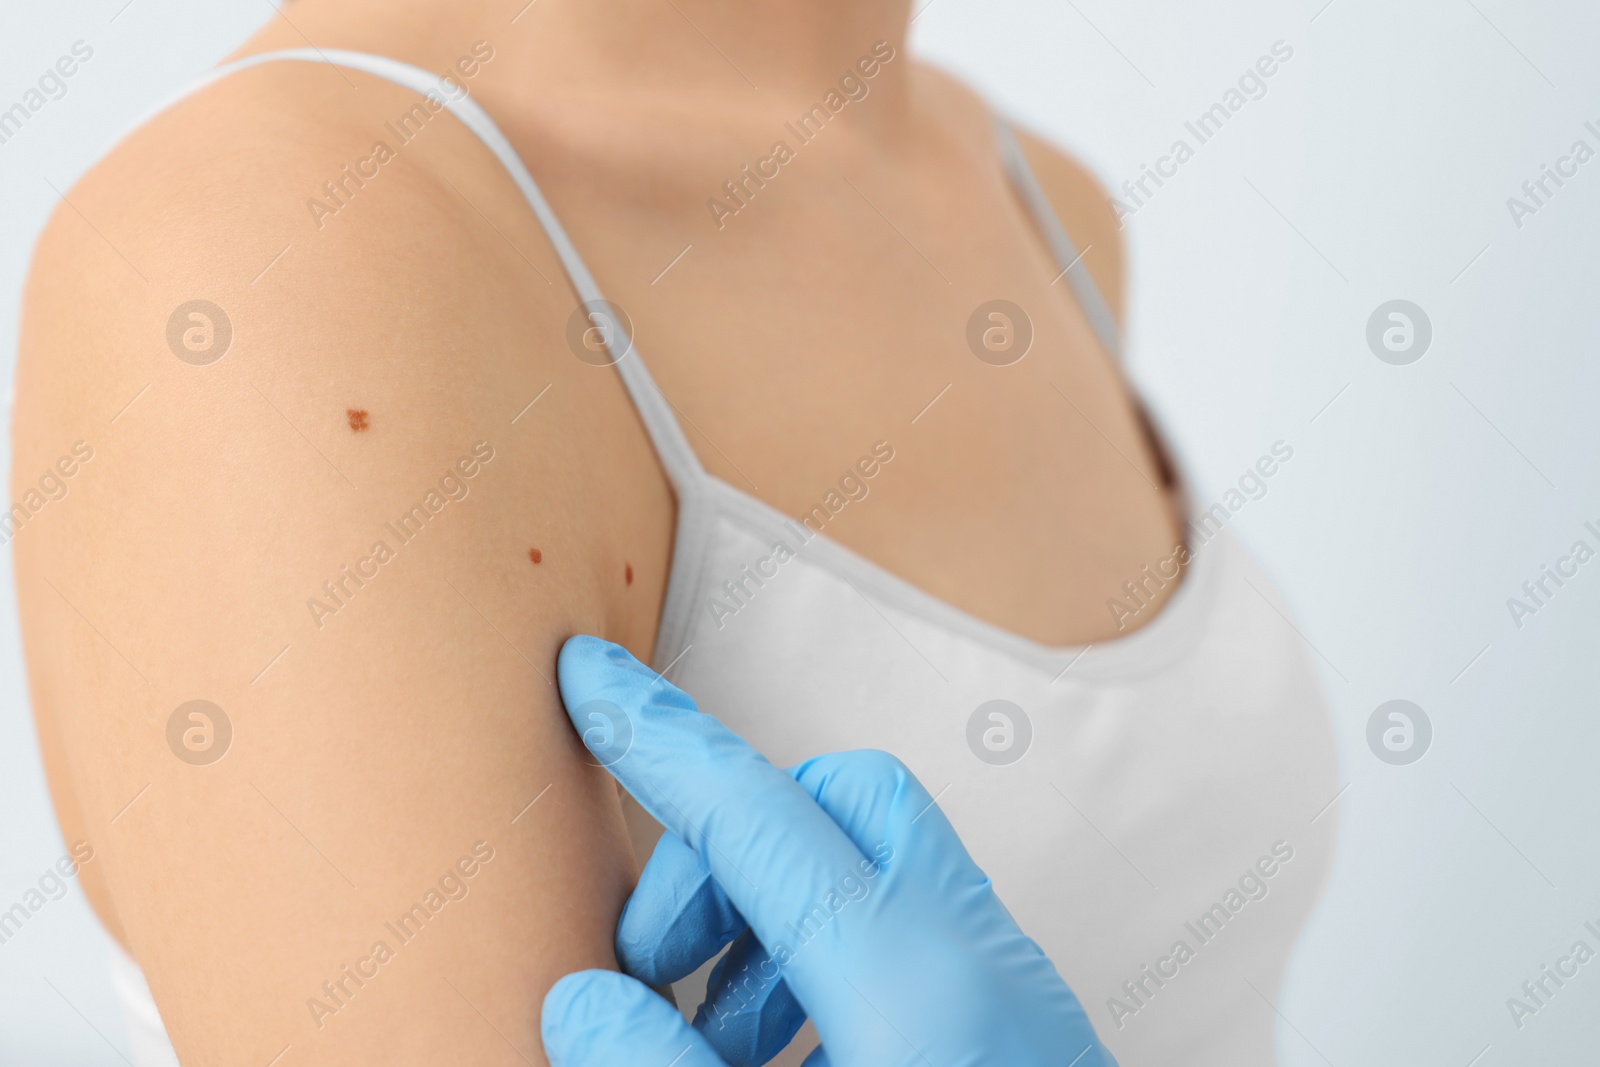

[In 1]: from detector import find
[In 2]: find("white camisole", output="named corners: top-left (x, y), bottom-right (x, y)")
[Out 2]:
top-left (105, 49), bottom-right (1339, 1067)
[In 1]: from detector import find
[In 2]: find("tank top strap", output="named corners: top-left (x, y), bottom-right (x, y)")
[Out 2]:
top-left (991, 117), bottom-right (1124, 362)
top-left (190, 48), bottom-right (707, 494)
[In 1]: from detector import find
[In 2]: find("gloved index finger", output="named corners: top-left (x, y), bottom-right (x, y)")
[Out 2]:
top-left (557, 637), bottom-right (868, 963)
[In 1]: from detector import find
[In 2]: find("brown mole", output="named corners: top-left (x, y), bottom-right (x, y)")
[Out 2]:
top-left (346, 409), bottom-right (369, 432)
top-left (625, 562), bottom-right (633, 586)
top-left (528, 548), bottom-right (542, 564)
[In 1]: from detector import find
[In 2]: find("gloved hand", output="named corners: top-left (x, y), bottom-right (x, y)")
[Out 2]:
top-left (540, 635), bottom-right (1114, 1067)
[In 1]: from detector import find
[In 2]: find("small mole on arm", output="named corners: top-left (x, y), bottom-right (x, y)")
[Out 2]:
top-left (529, 548), bottom-right (543, 564)
top-left (347, 409), bottom-right (369, 432)
top-left (625, 562), bottom-right (634, 586)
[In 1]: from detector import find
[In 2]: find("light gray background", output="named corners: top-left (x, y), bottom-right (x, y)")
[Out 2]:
top-left (3, 0), bottom-right (1597, 1063)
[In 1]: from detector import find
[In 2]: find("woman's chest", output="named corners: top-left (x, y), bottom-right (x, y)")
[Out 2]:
top-left (535, 134), bottom-right (1185, 645)
top-left (654, 521), bottom-right (1341, 1065)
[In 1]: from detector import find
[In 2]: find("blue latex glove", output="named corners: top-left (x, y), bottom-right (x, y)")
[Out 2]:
top-left (541, 635), bottom-right (1114, 1067)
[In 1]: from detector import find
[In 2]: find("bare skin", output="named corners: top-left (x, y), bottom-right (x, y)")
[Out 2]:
top-left (12, 0), bottom-right (1180, 1063)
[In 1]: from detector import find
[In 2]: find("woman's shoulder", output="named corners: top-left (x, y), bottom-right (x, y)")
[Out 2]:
top-left (23, 55), bottom-right (568, 378)
top-left (16, 54), bottom-right (666, 575)
top-left (21, 64), bottom-right (428, 409)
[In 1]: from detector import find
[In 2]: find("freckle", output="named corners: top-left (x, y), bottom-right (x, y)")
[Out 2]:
top-left (528, 548), bottom-right (542, 564)
top-left (625, 562), bottom-right (634, 586)
top-left (347, 408), bottom-right (369, 432)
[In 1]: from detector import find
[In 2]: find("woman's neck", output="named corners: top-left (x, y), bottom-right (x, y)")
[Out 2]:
top-left (313, 0), bottom-right (913, 107)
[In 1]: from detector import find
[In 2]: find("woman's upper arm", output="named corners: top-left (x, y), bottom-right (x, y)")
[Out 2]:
top-left (11, 68), bottom-right (672, 1065)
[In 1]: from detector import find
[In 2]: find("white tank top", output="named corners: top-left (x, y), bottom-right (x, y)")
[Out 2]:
top-left (108, 50), bottom-right (1340, 1067)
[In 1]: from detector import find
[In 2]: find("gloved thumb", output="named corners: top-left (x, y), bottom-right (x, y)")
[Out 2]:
top-left (542, 969), bottom-right (728, 1067)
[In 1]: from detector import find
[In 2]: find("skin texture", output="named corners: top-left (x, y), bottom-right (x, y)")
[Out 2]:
top-left (12, 0), bottom-right (1179, 1062)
